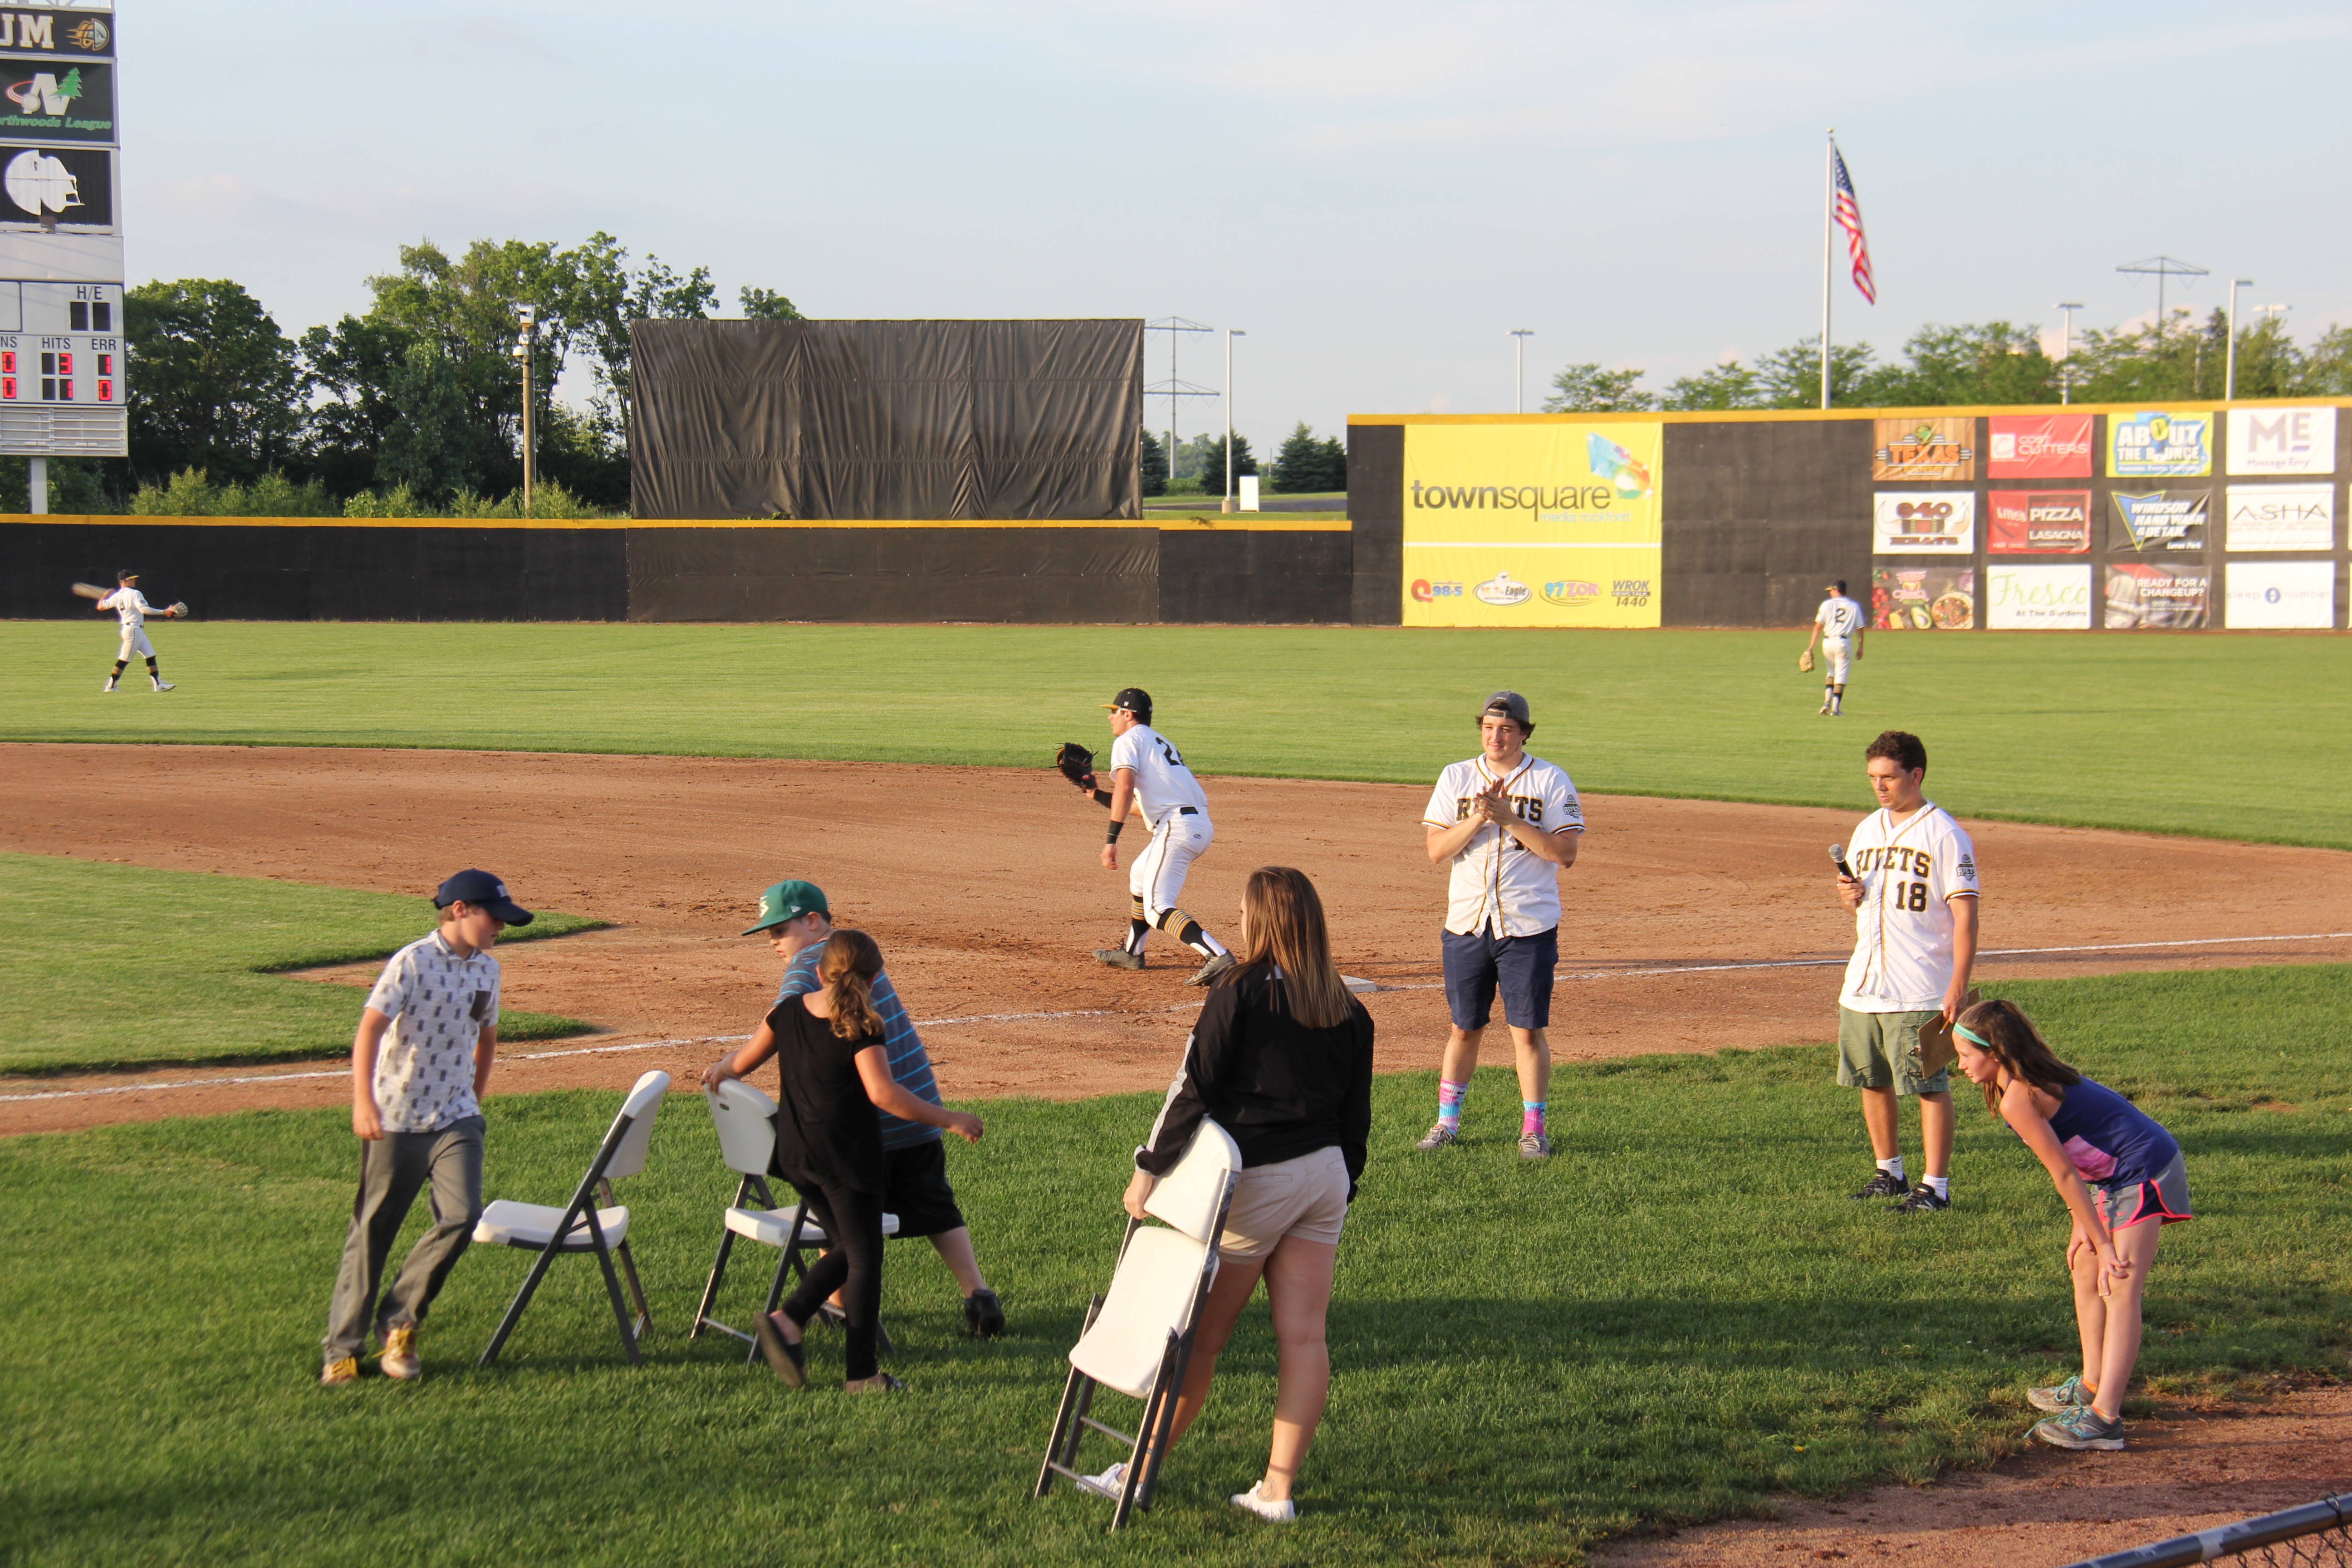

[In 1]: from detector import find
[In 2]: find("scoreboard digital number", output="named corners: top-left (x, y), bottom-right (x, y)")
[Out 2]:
top-left (0, 280), bottom-right (121, 405)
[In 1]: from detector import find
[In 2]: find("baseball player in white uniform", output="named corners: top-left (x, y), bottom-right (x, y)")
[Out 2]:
top-left (97, 569), bottom-right (184, 692)
top-left (1833, 729), bottom-right (1980, 1214)
top-left (1417, 691), bottom-right (1584, 1160)
top-left (1803, 579), bottom-right (1866, 716)
top-left (1092, 687), bottom-right (1235, 985)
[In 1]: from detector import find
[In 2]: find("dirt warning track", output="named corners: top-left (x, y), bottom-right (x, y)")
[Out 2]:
top-left (5, 741), bottom-right (2351, 1135)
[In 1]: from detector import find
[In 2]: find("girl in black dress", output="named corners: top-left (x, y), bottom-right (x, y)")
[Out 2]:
top-left (748, 930), bottom-right (982, 1393)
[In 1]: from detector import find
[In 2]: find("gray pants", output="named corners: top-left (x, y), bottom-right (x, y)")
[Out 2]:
top-left (323, 1117), bottom-right (485, 1362)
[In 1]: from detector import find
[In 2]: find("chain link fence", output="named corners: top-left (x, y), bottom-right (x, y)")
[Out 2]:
top-left (2064, 1495), bottom-right (2350, 1568)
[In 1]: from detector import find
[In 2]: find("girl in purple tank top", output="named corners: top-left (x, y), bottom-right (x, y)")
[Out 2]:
top-left (1953, 999), bottom-right (2192, 1455)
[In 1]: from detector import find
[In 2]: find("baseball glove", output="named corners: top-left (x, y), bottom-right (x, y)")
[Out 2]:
top-left (168, 601), bottom-right (189, 617)
top-left (1798, 647), bottom-right (1815, 673)
top-left (1054, 741), bottom-right (1114, 807)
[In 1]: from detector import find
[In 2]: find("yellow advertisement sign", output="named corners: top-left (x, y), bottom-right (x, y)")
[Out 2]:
top-left (1401, 422), bottom-right (1663, 626)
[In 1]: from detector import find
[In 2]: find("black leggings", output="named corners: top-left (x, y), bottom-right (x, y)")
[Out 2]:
top-left (781, 1181), bottom-right (885, 1382)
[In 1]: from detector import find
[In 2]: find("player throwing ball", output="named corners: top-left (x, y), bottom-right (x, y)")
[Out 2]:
top-left (1416, 691), bottom-right (1584, 1159)
top-left (96, 569), bottom-right (186, 692)
top-left (1090, 688), bottom-right (1235, 985)
top-left (1802, 579), bottom-right (1865, 716)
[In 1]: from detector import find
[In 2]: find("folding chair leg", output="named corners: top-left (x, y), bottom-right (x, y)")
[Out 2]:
top-left (1136, 1336), bottom-right (1193, 1514)
top-left (614, 1238), bottom-right (653, 1340)
top-left (1034, 1364), bottom-right (1092, 1497)
top-left (749, 1245), bottom-right (797, 1366)
top-left (691, 1226), bottom-right (738, 1340)
top-left (593, 1239), bottom-right (645, 1366)
top-left (478, 1243), bottom-right (563, 1367)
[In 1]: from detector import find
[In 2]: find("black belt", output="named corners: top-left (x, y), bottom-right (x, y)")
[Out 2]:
top-left (1176, 806), bottom-right (1198, 815)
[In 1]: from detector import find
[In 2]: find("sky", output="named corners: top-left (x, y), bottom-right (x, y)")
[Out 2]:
top-left (125, 0), bottom-right (2352, 445)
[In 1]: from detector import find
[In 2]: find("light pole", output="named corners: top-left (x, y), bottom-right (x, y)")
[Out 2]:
top-left (2225, 278), bottom-right (2253, 402)
top-left (1222, 328), bottom-right (1245, 514)
top-left (512, 305), bottom-right (536, 515)
top-left (1509, 329), bottom-right (1533, 413)
top-left (2053, 302), bottom-right (2082, 404)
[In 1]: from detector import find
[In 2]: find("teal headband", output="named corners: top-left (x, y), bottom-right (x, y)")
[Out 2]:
top-left (1953, 1023), bottom-right (1991, 1049)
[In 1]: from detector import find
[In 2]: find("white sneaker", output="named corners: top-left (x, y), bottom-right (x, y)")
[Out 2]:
top-left (1230, 1481), bottom-right (1296, 1522)
top-left (1076, 1460), bottom-right (1127, 1500)
top-left (152, 680), bottom-right (175, 692)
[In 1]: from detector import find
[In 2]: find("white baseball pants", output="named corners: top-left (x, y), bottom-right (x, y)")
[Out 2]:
top-left (118, 626), bottom-right (155, 661)
top-left (1129, 811), bottom-right (1213, 923)
top-left (1822, 636), bottom-right (1852, 684)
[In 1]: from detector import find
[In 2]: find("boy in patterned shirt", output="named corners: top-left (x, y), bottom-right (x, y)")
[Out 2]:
top-left (320, 869), bottom-right (533, 1386)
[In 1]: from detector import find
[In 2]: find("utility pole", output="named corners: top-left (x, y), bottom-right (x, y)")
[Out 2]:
top-left (1819, 129), bottom-right (1834, 411)
top-left (512, 305), bottom-right (536, 515)
top-left (2116, 255), bottom-right (2207, 343)
top-left (2054, 302), bottom-right (2082, 404)
top-left (1222, 328), bottom-right (1245, 514)
top-left (2225, 278), bottom-right (2253, 401)
top-left (1509, 329), bottom-right (1533, 413)
top-left (1144, 317), bottom-right (1215, 495)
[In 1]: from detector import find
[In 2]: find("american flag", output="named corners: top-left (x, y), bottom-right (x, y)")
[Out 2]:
top-left (1831, 141), bottom-right (1876, 304)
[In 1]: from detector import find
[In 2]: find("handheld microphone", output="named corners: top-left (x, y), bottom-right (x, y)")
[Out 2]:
top-left (1830, 843), bottom-right (1855, 879)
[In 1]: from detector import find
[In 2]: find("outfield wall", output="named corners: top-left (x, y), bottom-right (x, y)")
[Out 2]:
top-left (0, 515), bottom-right (1354, 624)
top-left (1349, 399), bottom-right (2352, 631)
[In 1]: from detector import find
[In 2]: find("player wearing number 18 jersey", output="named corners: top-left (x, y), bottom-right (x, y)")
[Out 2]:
top-left (1834, 730), bottom-right (1980, 1214)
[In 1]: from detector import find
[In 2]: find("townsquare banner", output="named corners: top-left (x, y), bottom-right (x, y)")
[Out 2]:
top-left (1400, 422), bottom-right (1663, 627)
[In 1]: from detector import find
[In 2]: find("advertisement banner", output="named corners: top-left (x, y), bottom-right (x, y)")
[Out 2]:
top-left (0, 58), bottom-right (114, 142)
top-left (2105, 562), bottom-right (2208, 629)
top-left (1872, 491), bottom-right (1974, 554)
top-left (1985, 563), bottom-right (2094, 629)
top-left (1400, 422), bottom-right (1663, 627)
top-left (2107, 408), bottom-right (2212, 476)
top-left (0, 14), bottom-right (114, 59)
top-left (1987, 413), bottom-right (2093, 478)
top-left (2224, 483), bottom-right (2334, 552)
top-left (2224, 560), bottom-right (2335, 629)
top-left (1987, 490), bottom-right (2090, 553)
top-left (0, 142), bottom-right (109, 227)
top-left (2109, 490), bottom-right (2209, 553)
top-left (1871, 567), bottom-right (1975, 630)
top-left (2225, 407), bottom-right (2335, 476)
top-left (1871, 417), bottom-right (1975, 481)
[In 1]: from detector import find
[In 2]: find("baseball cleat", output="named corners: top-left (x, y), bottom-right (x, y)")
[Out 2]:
top-left (1848, 1169), bottom-right (1907, 1200)
top-left (1092, 948), bottom-right (1144, 970)
top-left (152, 680), bottom-right (175, 692)
top-left (101, 679), bottom-right (118, 692)
top-left (1415, 1122), bottom-right (1460, 1151)
top-left (1185, 951), bottom-right (1238, 987)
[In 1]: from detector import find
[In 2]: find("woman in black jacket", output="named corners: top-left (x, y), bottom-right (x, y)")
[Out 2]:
top-left (737, 929), bottom-right (981, 1393)
top-left (1099, 865), bottom-right (1374, 1522)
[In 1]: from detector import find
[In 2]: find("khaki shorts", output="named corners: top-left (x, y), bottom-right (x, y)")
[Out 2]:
top-left (1837, 1007), bottom-right (1951, 1096)
top-left (1217, 1145), bottom-right (1349, 1260)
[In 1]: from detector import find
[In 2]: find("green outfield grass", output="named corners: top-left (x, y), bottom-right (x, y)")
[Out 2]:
top-left (4, 964), bottom-right (2345, 1566)
top-left (0, 854), bottom-right (601, 1074)
top-left (1, 622), bottom-right (2348, 848)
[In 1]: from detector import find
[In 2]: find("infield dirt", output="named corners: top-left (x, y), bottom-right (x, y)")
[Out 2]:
top-left (6, 741), bottom-right (2351, 1134)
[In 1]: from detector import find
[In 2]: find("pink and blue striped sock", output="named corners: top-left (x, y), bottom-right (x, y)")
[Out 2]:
top-left (1521, 1101), bottom-right (1547, 1138)
top-left (1437, 1078), bottom-right (1470, 1130)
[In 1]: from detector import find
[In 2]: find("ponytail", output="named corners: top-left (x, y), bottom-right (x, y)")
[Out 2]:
top-left (816, 929), bottom-right (888, 1042)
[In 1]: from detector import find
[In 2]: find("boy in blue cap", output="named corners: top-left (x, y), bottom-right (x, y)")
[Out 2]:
top-left (320, 869), bottom-right (532, 1386)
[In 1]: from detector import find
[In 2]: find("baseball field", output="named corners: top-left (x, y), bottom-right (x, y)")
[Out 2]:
top-left (3, 619), bottom-right (2348, 1566)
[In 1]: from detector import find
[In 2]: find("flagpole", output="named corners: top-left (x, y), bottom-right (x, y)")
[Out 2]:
top-left (1820, 128), bottom-right (1834, 411)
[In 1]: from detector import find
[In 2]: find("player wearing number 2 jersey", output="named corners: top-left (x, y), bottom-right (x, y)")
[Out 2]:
top-left (1091, 688), bottom-right (1235, 985)
top-left (1803, 580), bottom-right (1866, 716)
top-left (1834, 730), bottom-right (1980, 1214)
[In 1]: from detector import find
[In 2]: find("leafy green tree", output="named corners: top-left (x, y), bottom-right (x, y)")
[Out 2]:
top-left (125, 279), bottom-right (304, 487)
top-left (1857, 322), bottom-right (2053, 406)
top-left (739, 286), bottom-right (803, 320)
top-left (1140, 429), bottom-right (1167, 496)
top-left (372, 340), bottom-right (480, 500)
top-left (1659, 361), bottom-right (1762, 410)
top-left (1542, 363), bottom-right (1655, 413)
top-left (299, 313), bottom-right (418, 497)
top-left (1754, 337), bottom-right (1877, 408)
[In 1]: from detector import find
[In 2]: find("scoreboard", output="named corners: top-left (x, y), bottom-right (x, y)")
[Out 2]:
top-left (0, 278), bottom-right (122, 454)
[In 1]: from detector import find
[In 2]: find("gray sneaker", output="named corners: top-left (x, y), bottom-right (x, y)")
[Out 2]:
top-left (1185, 951), bottom-right (1238, 987)
top-left (1091, 949), bottom-right (1143, 970)
top-left (1519, 1132), bottom-right (1551, 1160)
top-left (2029, 1374), bottom-right (2096, 1412)
top-left (2031, 1406), bottom-right (2125, 1450)
top-left (1415, 1122), bottom-right (1460, 1151)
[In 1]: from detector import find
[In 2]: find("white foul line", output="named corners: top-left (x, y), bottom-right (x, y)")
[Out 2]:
top-left (9, 930), bottom-right (2349, 1107)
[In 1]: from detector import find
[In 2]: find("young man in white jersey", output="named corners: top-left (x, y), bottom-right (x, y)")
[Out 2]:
top-left (96, 568), bottom-right (186, 692)
top-left (1091, 687), bottom-right (1235, 985)
top-left (1802, 579), bottom-right (1866, 716)
top-left (1416, 691), bottom-right (1584, 1159)
top-left (1833, 730), bottom-right (1980, 1214)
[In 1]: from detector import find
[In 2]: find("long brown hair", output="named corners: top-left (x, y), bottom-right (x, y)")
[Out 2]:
top-left (1227, 866), bottom-right (1356, 1029)
top-left (815, 929), bottom-right (887, 1042)
top-left (1955, 997), bottom-right (2081, 1114)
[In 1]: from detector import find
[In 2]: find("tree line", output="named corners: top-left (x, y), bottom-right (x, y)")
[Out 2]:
top-left (1141, 423), bottom-right (1344, 499)
top-left (47, 232), bottom-right (800, 516)
top-left (1544, 311), bottom-right (2352, 413)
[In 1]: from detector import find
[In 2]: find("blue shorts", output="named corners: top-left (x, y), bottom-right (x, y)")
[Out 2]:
top-left (1441, 926), bottom-right (1559, 1031)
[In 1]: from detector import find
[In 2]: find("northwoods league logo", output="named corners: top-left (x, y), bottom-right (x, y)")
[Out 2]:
top-left (5, 66), bottom-right (83, 118)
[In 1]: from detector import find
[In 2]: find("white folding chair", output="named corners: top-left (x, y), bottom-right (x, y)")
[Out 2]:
top-left (1034, 1118), bottom-right (1242, 1530)
top-left (474, 1069), bottom-right (670, 1367)
top-left (688, 1079), bottom-right (899, 1365)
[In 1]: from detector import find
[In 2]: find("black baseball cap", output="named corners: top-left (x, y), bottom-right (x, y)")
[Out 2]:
top-left (1828, 579), bottom-right (1847, 594)
top-left (1103, 687), bottom-right (1153, 719)
top-left (1481, 690), bottom-right (1531, 727)
top-left (433, 869), bottom-right (534, 925)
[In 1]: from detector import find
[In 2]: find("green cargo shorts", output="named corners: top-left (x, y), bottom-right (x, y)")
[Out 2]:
top-left (1836, 1007), bottom-right (1951, 1095)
